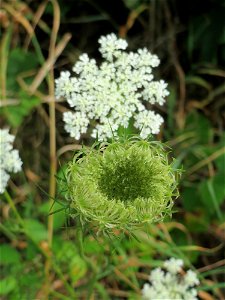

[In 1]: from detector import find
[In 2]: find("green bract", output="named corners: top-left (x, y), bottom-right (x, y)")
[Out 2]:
top-left (65, 139), bottom-right (179, 234)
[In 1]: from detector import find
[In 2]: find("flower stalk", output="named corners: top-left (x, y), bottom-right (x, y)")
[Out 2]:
top-left (76, 219), bottom-right (98, 299)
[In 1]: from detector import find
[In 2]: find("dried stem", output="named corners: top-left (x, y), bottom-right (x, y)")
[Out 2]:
top-left (44, 0), bottom-right (60, 297)
top-left (163, 1), bottom-right (186, 129)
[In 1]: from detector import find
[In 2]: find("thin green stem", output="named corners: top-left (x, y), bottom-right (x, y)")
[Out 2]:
top-left (197, 282), bottom-right (225, 291)
top-left (52, 261), bottom-right (77, 299)
top-left (207, 180), bottom-right (223, 222)
top-left (77, 220), bottom-right (98, 299)
top-left (0, 222), bottom-right (17, 241)
top-left (4, 190), bottom-right (24, 226)
top-left (0, 25), bottom-right (13, 102)
top-left (50, 290), bottom-right (72, 300)
top-left (77, 224), bottom-right (85, 260)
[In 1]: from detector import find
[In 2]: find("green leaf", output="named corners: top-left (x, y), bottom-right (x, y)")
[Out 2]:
top-left (123, 0), bottom-right (142, 9)
top-left (0, 277), bottom-right (16, 295)
top-left (84, 238), bottom-right (105, 254)
top-left (69, 255), bottom-right (87, 284)
top-left (23, 219), bottom-right (48, 243)
top-left (7, 48), bottom-right (39, 92)
top-left (211, 174), bottom-right (225, 205)
top-left (215, 134), bottom-right (225, 173)
top-left (185, 76), bottom-right (212, 91)
top-left (0, 244), bottom-right (20, 265)
top-left (55, 240), bottom-right (78, 262)
top-left (12, 271), bottom-right (42, 299)
top-left (182, 186), bottom-right (201, 211)
top-left (185, 213), bottom-right (208, 233)
top-left (199, 178), bottom-right (224, 221)
top-left (2, 91), bottom-right (40, 127)
top-left (38, 201), bottom-right (66, 231)
top-left (185, 112), bottom-right (213, 144)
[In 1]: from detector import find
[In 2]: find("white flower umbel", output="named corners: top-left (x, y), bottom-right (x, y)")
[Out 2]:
top-left (56, 33), bottom-right (169, 141)
top-left (142, 258), bottom-right (200, 300)
top-left (0, 129), bottom-right (22, 194)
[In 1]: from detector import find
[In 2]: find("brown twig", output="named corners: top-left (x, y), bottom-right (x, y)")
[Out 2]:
top-left (186, 146), bottom-right (225, 175)
top-left (163, 1), bottom-right (186, 129)
top-left (119, 5), bottom-right (148, 38)
top-left (44, 1), bottom-right (60, 296)
top-left (29, 33), bottom-right (72, 94)
top-left (197, 259), bottom-right (225, 273)
top-left (57, 144), bottom-right (82, 158)
top-left (24, 0), bottom-right (49, 49)
top-left (2, 3), bottom-right (34, 36)
top-left (106, 288), bottom-right (130, 298)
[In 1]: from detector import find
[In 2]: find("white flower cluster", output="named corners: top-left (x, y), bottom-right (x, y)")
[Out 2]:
top-left (55, 33), bottom-right (169, 141)
top-left (142, 258), bottom-right (200, 300)
top-left (0, 129), bottom-right (22, 194)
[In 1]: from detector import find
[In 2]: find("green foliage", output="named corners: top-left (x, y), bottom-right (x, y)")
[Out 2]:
top-left (199, 177), bottom-right (224, 221)
top-left (7, 48), bottom-right (39, 91)
top-left (176, 112), bottom-right (225, 219)
top-left (3, 92), bottom-right (40, 127)
top-left (38, 201), bottom-right (67, 230)
top-left (1, 0), bottom-right (224, 298)
top-left (23, 219), bottom-right (48, 243)
top-left (187, 2), bottom-right (225, 64)
top-left (0, 277), bottom-right (17, 296)
top-left (0, 244), bottom-right (20, 265)
top-left (185, 112), bottom-right (213, 145)
top-left (0, 48), bottom-right (40, 127)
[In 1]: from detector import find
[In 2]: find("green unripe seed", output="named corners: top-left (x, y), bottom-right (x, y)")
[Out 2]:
top-left (65, 139), bottom-right (180, 234)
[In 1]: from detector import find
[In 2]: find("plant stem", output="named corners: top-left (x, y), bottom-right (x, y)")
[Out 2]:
top-left (0, 222), bottom-right (17, 241)
top-left (4, 190), bottom-right (24, 226)
top-left (77, 224), bottom-right (85, 260)
top-left (77, 220), bottom-right (98, 299)
top-left (50, 290), bottom-right (72, 300)
top-left (47, 0), bottom-right (59, 251)
top-left (45, 1), bottom-right (60, 296)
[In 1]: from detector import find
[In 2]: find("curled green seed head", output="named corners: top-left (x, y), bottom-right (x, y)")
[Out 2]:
top-left (65, 138), bottom-right (180, 234)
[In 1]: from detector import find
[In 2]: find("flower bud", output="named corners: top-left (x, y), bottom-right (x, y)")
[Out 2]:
top-left (65, 139), bottom-right (180, 235)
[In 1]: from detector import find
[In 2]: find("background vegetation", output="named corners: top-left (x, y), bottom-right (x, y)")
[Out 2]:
top-left (0, 0), bottom-right (225, 299)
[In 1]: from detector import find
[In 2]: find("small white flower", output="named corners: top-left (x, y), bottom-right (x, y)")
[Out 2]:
top-left (184, 270), bottom-right (200, 287)
top-left (91, 121), bottom-right (118, 141)
top-left (55, 71), bottom-right (72, 99)
top-left (143, 80), bottom-right (169, 105)
top-left (55, 33), bottom-right (169, 141)
top-left (0, 129), bottom-right (22, 194)
top-left (63, 111), bottom-right (89, 140)
top-left (149, 268), bottom-right (165, 284)
top-left (73, 53), bottom-right (98, 76)
top-left (137, 48), bottom-right (160, 68)
top-left (164, 257), bottom-right (184, 274)
top-left (98, 33), bottom-right (128, 61)
top-left (134, 110), bottom-right (164, 138)
top-left (142, 258), bottom-right (199, 300)
top-left (0, 169), bottom-right (10, 194)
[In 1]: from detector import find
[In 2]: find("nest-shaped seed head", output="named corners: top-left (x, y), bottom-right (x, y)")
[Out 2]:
top-left (65, 139), bottom-right (180, 235)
